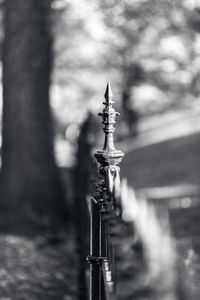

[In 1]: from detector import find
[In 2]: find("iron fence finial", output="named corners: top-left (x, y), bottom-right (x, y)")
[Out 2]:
top-left (95, 83), bottom-right (124, 166)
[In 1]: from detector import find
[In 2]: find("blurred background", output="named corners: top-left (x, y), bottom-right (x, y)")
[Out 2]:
top-left (0, 0), bottom-right (200, 299)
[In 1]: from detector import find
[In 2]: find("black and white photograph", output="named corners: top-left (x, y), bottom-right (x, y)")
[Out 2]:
top-left (0, 0), bottom-right (199, 299)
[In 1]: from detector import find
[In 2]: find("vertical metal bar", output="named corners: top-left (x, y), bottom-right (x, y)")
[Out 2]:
top-left (100, 212), bottom-right (107, 300)
top-left (90, 199), bottom-right (100, 300)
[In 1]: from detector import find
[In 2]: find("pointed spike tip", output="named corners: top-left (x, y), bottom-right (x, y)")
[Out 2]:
top-left (104, 82), bottom-right (113, 104)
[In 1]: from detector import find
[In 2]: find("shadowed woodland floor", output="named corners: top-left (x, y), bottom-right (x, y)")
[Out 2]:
top-left (0, 227), bottom-right (78, 300)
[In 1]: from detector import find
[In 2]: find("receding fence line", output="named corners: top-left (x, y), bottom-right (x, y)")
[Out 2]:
top-left (86, 83), bottom-right (124, 300)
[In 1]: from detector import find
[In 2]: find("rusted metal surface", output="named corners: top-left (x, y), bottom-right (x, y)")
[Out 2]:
top-left (87, 83), bottom-right (124, 300)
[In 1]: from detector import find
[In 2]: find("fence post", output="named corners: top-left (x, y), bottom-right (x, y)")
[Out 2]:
top-left (87, 83), bottom-right (124, 300)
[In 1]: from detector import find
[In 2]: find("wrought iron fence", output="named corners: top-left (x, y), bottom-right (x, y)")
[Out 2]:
top-left (86, 83), bottom-right (124, 300)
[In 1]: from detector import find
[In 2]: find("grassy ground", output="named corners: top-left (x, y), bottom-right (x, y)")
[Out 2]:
top-left (121, 132), bottom-right (200, 239)
top-left (121, 133), bottom-right (200, 188)
top-left (118, 132), bottom-right (200, 299)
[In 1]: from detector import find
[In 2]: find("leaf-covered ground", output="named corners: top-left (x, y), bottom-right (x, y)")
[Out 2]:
top-left (0, 228), bottom-right (78, 300)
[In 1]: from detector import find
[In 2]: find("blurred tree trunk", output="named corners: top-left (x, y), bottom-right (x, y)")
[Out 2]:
top-left (0, 0), bottom-right (67, 225)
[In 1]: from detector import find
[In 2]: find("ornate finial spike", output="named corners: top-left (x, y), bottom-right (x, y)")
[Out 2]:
top-left (94, 82), bottom-right (124, 166)
top-left (104, 82), bottom-right (113, 105)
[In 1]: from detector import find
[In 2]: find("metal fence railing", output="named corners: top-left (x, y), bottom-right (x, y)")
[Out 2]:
top-left (86, 83), bottom-right (124, 300)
